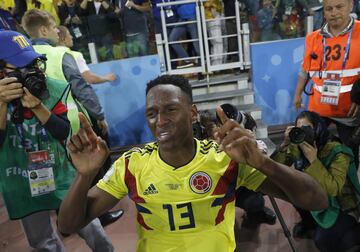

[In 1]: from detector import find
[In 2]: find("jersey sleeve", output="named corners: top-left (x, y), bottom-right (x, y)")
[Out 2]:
top-left (96, 155), bottom-right (128, 199)
top-left (236, 164), bottom-right (267, 191)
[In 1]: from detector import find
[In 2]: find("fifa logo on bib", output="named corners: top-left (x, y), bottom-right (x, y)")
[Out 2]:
top-left (189, 171), bottom-right (212, 194)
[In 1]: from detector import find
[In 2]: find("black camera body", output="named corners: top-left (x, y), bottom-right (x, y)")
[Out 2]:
top-left (288, 126), bottom-right (315, 171)
top-left (7, 66), bottom-right (49, 100)
top-left (289, 126), bottom-right (315, 145)
top-left (6, 66), bottom-right (49, 124)
top-left (217, 103), bottom-right (245, 124)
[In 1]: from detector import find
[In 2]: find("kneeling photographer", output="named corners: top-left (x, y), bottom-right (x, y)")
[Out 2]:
top-left (272, 110), bottom-right (360, 252)
top-left (194, 104), bottom-right (277, 228)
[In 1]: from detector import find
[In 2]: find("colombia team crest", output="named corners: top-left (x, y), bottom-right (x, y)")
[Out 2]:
top-left (189, 171), bottom-right (212, 194)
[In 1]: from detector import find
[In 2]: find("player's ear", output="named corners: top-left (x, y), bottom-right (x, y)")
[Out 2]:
top-left (191, 104), bottom-right (198, 123)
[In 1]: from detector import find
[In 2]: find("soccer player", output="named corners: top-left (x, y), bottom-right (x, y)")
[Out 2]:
top-left (58, 75), bottom-right (328, 251)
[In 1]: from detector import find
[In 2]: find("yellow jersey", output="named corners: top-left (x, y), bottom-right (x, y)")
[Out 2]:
top-left (97, 139), bottom-right (266, 252)
top-left (26, 0), bottom-right (60, 24)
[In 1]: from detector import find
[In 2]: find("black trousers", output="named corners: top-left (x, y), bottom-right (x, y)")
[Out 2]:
top-left (235, 187), bottom-right (265, 213)
top-left (90, 116), bottom-right (112, 187)
top-left (314, 211), bottom-right (360, 252)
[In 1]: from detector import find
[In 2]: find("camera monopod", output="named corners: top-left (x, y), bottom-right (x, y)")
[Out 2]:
top-left (268, 195), bottom-right (298, 252)
top-left (267, 150), bottom-right (298, 252)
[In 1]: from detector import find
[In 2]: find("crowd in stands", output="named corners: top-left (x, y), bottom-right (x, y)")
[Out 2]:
top-left (1, 0), bottom-right (360, 64)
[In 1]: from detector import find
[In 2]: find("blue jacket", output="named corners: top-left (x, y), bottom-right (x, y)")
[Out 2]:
top-left (176, 1), bottom-right (196, 20)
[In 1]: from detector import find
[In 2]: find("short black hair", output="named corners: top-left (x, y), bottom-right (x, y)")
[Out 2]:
top-left (146, 75), bottom-right (193, 103)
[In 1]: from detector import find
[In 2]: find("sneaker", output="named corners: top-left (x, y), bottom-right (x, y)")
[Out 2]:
top-left (176, 62), bottom-right (194, 69)
top-left (292, 221), bottom-right (315, 239)
top-left (242, 206), bottom-right (277, 228)
top-left (98, 209), bottom-right (124, 227)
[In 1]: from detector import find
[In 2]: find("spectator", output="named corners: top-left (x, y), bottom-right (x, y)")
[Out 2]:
top-left (25, 0), bottom-right (61, 24)
top-left (222, 0), bottom-right (241, 61)
top-left (117, 0), bottom-right (151, 57)
top-left (105, 0), bottom-right (124, 46)
top-left (57, 25), bottom-right (117, 84)
top-left (272, 111), bottom-right (360, 251)
top-left (241, 0), bottom-right (261, 42)
top-left (169, 1), bottom-right (200, 68)
top-left (150, 0), bottom-right (177, 34)
top-left (204, 0), bottom-right (224, 65)
top-left (293, 0), bottom-right (360, 168)
top-left (58, 74), bottom-right (328, 252)
top-left (298, 0), bottom-right (323, 30)
top-left (256, 0), bottom-right (281, 41)
top-left (80, 0), bottom-right (115, 60)
top-left (353, 0), bottom-right (360, 19)
top-left (0, 29), bottom-right (113, 252)
top-left (279, 6), bottom-right (302, 38)
top-left (58, 0), bottom-right (88, 55)
top-left (0, 7), bottom-right (17, 30)
top-left (2, 0), bottom-right (27, 23)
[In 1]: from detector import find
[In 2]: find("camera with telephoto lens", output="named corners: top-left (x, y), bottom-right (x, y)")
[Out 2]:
top-left (288, 126), bottom-right (315, 145)
top-left (216, 103), bottom-right (257, 131)
top-left (216, 103), bottom-right (245, 124)
top-left (6, 66), bottom-right (49, 100)
top-left (5, 63), bottom-right (49, 124)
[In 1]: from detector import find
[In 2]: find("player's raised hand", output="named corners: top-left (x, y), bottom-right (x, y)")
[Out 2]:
top-left (67, 112), bottom-right (109, 176)
top-left (214, 106), bottom-right (266, 168)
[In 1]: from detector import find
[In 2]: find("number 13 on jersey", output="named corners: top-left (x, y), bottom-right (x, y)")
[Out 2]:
top-left (163, 203), bottom-right (196, 231)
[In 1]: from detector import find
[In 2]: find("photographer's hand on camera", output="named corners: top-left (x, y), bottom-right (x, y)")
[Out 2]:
top-left (0, 77), bottom-right (23, 104)
top-left (20, 87), bottom-right (41, 109)
top-left (281, 126), bottom-right (294, 148)
top-left (19, 87), bottom-right (52, 125)
top-left (299, 141), bottom-right (318, 164)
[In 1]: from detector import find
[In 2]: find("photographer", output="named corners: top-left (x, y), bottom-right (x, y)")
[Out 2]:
top-left (272, 110), bottom-right (360, 252)
top-left (194, 106), bottom-right (277, 228)
top-left (214, 104), bottom-right (277, 227)
top-left (0, 30), bottom-right (113, 251)
top-left (58, 0), bottom-right (88, 54)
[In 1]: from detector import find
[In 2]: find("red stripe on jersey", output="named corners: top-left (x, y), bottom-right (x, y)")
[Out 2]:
top-left (212, 160), bottom-right (238, 195)
top-left (125, 159), bottom-right (153, 230)
top-left (124, 158), bottom-right (145, 203)
top-left (137, 213), bottom-right (153, 230)
top-left (215, 195), bottom-right (236, 225)
top-left (212, 160), bottom-right (238, 225)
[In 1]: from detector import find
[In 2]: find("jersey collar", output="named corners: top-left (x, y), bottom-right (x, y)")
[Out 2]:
top-left (320, 16), bottom-right (354, 38)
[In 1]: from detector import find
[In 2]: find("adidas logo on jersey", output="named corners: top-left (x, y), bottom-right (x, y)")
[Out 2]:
top-left (143, 184), bottom-right (158, 195)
